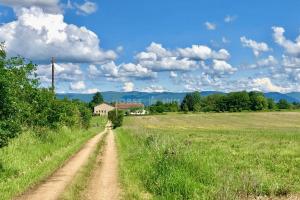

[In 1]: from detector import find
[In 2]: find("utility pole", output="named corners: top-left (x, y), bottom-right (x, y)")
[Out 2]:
top-left (115, 101), bottom-right (118, 117)
top-left (51, 57), bottom-right (55, 92)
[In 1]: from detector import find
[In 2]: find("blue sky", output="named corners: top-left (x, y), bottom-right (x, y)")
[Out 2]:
top-left (1, 0), bottom-right (300, 93)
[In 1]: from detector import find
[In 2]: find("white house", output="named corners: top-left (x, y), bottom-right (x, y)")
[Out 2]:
top-left (93, 103), bottom-right (115, 116)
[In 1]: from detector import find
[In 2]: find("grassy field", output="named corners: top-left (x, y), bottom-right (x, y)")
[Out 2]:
top-left (116, 112), bottom-right (300, 200)
top-left (0, 116), bottom-right (107, 200)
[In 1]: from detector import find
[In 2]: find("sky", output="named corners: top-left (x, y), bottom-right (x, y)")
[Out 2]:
top-left (1, 0), bottom-right (300, 93)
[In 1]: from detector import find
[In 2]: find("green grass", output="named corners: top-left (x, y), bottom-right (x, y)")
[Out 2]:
top-left (0, 116), bottom-right (107, 200)
top-left (116, 112), bottom-right (300, 200)
top-left (60, 131), bottom-right (107, 200)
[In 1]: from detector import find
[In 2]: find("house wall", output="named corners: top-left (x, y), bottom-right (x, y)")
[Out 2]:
top-left (94, 103), bottom-right (115, 116)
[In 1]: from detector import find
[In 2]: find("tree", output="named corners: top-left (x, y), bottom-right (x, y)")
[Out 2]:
top-left (91, 92), bottom-right (104, 105)
top-left (180, 91), bottom-right (201, 112)
top-left (0, 44), bottom-right (93, 147)
top-left (89, 92), bottom-right (104, 110)
top-left (108, 110), bottom-right (124, 128)
top-left (277, 99), bottom-right (291, 109)
top-left (249, 91), bottom-right (268, 111)
top-left (149, 101), bottom-right (165, 113)
top-left (226, 91), bottom-right (250, 112)
top-left (267, 98), bottom-right (276, 110)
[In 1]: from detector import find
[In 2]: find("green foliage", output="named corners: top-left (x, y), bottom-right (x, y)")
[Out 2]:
top-left (226, 91), bottom-right (250, 112)
top-left (181, 91), bottom-right (202, 112)
top-left (249, 91), bottom-right (268, 111)
top-left (180, 91), bottom-right (286, 113)
top-left (267, 98), bottom-right (276, 110)
top-left (89, 92), bottom-right (104, 110)
top-left (108, 110), bottom-right (124, 128)
top-left (149, 101), bottom-right (179, 114)
top-left (0, 44), bottom-right (92, 148)
top-left (277, 99), bottom-right (291, 109)
top-left (0, 128), bottom-right (9, 148)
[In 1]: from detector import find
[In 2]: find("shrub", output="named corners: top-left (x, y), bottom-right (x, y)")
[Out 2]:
top-left (108, 110), bottom-right (124, 128)
top-left (77, 103), bottom-right (92, 129)
top-left (277, 99), bottom-right (291, 109)
top-left (0, 44), bottom-right (93, 148)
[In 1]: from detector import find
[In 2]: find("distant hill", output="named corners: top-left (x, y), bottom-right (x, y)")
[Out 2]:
top-left (57, 91), bottom-right (300, 106)
top-left (265, 92), bottom-right (299, 103)
top-left (285, 92), bottom-right (300, 102)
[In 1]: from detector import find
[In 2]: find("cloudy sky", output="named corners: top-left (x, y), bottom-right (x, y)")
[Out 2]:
top-left (1, 0), bottom-right (300, 93)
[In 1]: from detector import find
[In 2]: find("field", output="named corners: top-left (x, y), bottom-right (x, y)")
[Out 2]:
top-left (116, 112), bottom-right (300, 199)
top-left (0, 116), bottom-right (107, 200)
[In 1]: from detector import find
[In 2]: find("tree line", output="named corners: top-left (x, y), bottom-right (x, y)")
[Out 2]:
top-left (0, 44), bottom-right (92, 148)
top-left (148, 91), bottom-right (298, 113)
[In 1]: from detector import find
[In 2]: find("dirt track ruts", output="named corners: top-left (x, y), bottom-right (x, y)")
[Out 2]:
top-left (15, 125), bottom-right (108, 200)
top-left (86, 127), bottom-right (120, 200)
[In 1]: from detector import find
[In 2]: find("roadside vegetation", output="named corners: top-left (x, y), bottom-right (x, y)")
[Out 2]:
top-left (0, 117), bottom-right (107, 200)
top-left (116, 112), bottom-right (300, 199)
top-left (0, 43), bottom-right (92, 148)
top-left (0, 44), bottom-right (108, 199)
top-left (108, 110), bottom-right (124, 128)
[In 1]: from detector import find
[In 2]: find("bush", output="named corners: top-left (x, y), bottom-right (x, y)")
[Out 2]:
top-left (277, 99), bottom-right (291, 109)
top-left (0, 44), bottom-right (93, 148)
top-left (77, 102), bottom-right (92, 129)
top-left (108, 110), bottom-right (124, 128)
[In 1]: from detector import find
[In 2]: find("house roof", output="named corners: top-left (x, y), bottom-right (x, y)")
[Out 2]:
top-left (94, 103), bottom-right (114, 109)
top-left (115, 103), bottom-right (144, 110)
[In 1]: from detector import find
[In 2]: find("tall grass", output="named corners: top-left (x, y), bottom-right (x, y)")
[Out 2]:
top-left (116, 112), bottom-right (300, 199)
top-left (0, 116), bottom-right (107, 200)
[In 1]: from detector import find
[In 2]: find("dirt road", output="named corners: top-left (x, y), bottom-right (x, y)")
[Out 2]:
top-left (15, 125), bottom-right (108, 200)
top-left (86, 128), bottom-right (120, 200)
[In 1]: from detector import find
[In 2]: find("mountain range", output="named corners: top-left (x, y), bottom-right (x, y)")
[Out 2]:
top-left (56, 91), bottom-right (300, 106)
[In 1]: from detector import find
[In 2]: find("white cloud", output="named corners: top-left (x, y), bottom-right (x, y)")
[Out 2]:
top-left (0, 7), bottom-right (116, 63)
top-left (177, 45), bottom-right (230, 60)
top-left (252, 77), bottom-right (287, 92)
top-left (204, 22), bottom-right (216, 30)
top-left (282, 55), bottom-right (300, 68)
top-left (0, 0), bottom-right (61, 13)
top-left (222, 37), bottom-right (230, 44)
top-left (240, 36), bottom-right (270, 56)
top-left (142, 85), bottom-right (166, 93)
top-left (178, 45), bottom-right (212, 60)
top-left (272, 26), bottom-right (300, 57)
top-left (116, 46), bottom-right (124, 53)
top-left (140, 57), bottom-right (198, 71)
top-left (256, 55), bottom-right (278, 67)
top-left (170, 71), bottom-right (178, 78)
top-left (146, 42), bottom-right (173, 58)
top-left (224, 15), bottom-right (237, 23)
top-left (75, 1), bottom-right (97, 15)
top-left (70, 81), bottom-right (86, 90)
top-left (212, 49), bottom-right (231, 60)
top-left (123, 82), bottom-right (134, 92)
top-left (37, 63), bottom-right (83, 83)
top-left (135, 51), bottom-right (157, 61)
top-left (88, 61), bottom-right (156, 80)
top-left (212, 60), bottom-right (237, 74)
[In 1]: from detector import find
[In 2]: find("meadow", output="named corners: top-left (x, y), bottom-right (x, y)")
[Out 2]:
top-left (116, 112), bottom-right (300, 200)
top-left (0, 116), bottom-right (107, 200)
